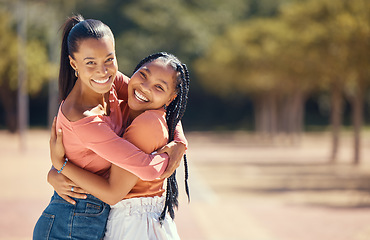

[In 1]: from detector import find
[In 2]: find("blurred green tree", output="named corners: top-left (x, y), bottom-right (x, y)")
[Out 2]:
top-left (281, 0), bottom-right (370, 163)
top-left (195, 0), bottom-right (370, 162)
top-left (0, 9), bottom-right (54, 132)
top-left (113, 0), bottom-right (249, 72)
top-left (195, 17), bottom-right (317, 142)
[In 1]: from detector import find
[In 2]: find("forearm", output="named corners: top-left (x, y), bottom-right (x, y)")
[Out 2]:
top-left (88, 142), bottom-right (168, 180)
top-left (74, 122), bottom-right (168, 180)
top-left (59, 162), bottom-right (136, 205)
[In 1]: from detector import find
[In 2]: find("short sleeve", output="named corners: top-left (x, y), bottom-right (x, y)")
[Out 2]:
top-left (123, 110), bottom-right (169, 154)
top-left (113, 71), bottom-right (129, 101)
top-left (72, 116), bottom-right (168, 180)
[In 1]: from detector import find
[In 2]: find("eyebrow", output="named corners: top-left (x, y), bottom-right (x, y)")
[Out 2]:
top-left (84, 52), bottom-right (114, 61)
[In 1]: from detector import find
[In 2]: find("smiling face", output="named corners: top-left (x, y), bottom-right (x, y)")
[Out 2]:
top-left (128, 59), bottom-right (178, 115)
top-left (69, 37), bottom-right (118, 95)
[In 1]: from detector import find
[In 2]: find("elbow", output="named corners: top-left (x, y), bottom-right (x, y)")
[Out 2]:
top-left (47, 168), bottom-right (56, 185)
top-left (47, 172), bottom-right (51, 184)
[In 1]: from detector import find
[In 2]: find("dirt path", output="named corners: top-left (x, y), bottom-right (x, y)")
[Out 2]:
top-left (1, 130), bottom-right (370, 240)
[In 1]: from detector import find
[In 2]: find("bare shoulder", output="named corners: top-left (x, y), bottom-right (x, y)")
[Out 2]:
top-left (61, 99), bottom-right (85, 122)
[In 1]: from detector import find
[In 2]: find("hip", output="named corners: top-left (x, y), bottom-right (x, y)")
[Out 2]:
top-left (105, 196), bottom-right (180, 240)
top-left (33, 191), bottom-right (110, 240)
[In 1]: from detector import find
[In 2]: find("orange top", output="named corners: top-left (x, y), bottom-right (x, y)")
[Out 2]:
top-left (56, 72), bottom-right (187, 181)
top-left (123, 109), bottom-right (169, 199)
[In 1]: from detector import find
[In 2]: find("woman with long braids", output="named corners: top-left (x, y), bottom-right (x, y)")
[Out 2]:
top-left (49, 52), bottom-right (190, 239)
top-left (33, 14), bottom-right (187, 239)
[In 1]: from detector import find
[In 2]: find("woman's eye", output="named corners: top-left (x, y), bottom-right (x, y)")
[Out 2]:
top-left (140, 72), bottom-right (146, 79)
top-left (106, 57), bottom-right (114, 63)
top-left (156, 85), bottom-right (164, 91)
top-left (86, 61), bottom-right (95, 65)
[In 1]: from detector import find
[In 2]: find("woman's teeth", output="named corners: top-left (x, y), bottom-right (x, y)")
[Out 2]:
top-left (134, 90), bottom-right (149, 102)
top-left (93, 77), bottom-right (110, 84)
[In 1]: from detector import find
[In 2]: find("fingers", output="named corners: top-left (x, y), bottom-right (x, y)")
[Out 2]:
top-left (67, 191), bottom-right (88, 200)
top-left (71, 186), bottom-right (89, 195)
top-left (157, 141), bottom-right (185, 179)
top-left (160, 170), bottom-right (171, 179)
top-left (155, 145), bottom-right (168, 155)
top-left (58, 185), bottom-right (88, 205)
top-left (160, 158), bottom-right (178, 179)
top-left (59, 194), bottom-right (76, 205)
top-left (68, 183), bottom-right (88, 197)
top-left (56, 127), bottom-right (63, 146)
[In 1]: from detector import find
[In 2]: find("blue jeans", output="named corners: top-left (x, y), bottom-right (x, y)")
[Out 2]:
top-left (33, 192), bottom-right (110, 240)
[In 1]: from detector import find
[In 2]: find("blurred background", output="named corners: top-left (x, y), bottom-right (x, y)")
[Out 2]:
top-left (0, 0), bottom-right (370, 239)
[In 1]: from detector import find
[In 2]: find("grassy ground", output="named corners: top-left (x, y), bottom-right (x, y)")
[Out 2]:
top-left (1, 130), bottom-right (370, 240)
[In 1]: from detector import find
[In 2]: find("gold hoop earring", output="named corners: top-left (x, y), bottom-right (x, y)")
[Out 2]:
top-left (75, 70), bottom-right (79, 78)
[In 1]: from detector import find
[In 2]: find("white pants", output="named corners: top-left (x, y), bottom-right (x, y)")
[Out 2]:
top-left (104, 196), bottom-right (181, 240)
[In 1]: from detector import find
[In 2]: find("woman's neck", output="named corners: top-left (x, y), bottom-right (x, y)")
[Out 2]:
top-left (72, 80), bottom-right (108, 107)
top-left (65, 81), bottom-right (110, 118)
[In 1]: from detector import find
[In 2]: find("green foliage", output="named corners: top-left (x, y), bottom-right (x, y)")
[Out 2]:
top-left (26, 40), bottom-right (55, 95)
top-left (114, 0), bottom-right (249, 72)
top-left (195, 0), bottom-right (370, 97)
top-left (0, 10), bottom-right (18, 90)
top-left (0, 8), bottom-right (55, 95)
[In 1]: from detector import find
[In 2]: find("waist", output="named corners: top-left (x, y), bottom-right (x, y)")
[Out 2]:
top-left (110, 196), bottom-right (165, 215)
top-left (124, 179), bottom-right (165, 199)
top-left (53, 191), bottom-right (108, 206)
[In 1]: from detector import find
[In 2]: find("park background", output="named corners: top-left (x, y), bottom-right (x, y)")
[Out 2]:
top-left (0, 0), bottom-right (370, 239)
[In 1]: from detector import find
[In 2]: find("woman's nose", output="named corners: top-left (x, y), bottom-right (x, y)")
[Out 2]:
top-left (97, 64), bottom-right (107, 74)
top-left (140, 82), bottom-right (151, 93)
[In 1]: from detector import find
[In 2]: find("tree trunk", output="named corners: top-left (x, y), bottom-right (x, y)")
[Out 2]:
top-left (253, 93), bottom-right (278, 141)
top-left (268, 92), bottom-right (278, 138)
top-left (254, 97), bottom-right (262, 133)
top-left (330, 81), bottom-right (344, 163)
top-left (290, 89), bottom-right (305, 144)
top-left (0, 82), bottom-right (17, 133)
top-left (351, 86), bottom-right (364, 165)
top-left (277, 89), bottom-right (305, 145)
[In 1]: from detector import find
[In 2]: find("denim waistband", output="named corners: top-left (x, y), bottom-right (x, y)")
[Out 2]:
top-left (52, 191), bottom-right (106, 205)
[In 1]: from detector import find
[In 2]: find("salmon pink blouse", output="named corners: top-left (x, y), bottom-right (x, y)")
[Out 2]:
top-left (56, 72), bottom-right (187, 181)
top-left (123, 109), bottom-right (169, 199)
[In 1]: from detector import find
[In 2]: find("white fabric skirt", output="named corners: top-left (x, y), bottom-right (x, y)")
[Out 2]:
top-left (104, 196), bottom-right (181, 240)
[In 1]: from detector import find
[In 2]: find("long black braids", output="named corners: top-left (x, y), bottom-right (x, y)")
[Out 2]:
top-left (133, 52), bottom-right (190, 223)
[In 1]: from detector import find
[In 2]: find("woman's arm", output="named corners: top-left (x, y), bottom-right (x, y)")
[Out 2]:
top-left (49, 119), bottom-right (186, 201)
top-left (47, 167), bottom-right (88, 205)
top-left (54, 159), bottom-right (138, 205)
top-left (71, 117), bottom-right (168, 180)
top-left (51, 111), bottom-right (170, 205)
top-left (51, 117), bottom-right (139, 205)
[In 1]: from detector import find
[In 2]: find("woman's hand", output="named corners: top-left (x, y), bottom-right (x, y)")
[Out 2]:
top-left (48, 168), bottom-right (88, 205)
top-left (157, 141), bottom-right (186, 179)
top-left (49, 117), bottom-right (66, 170)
